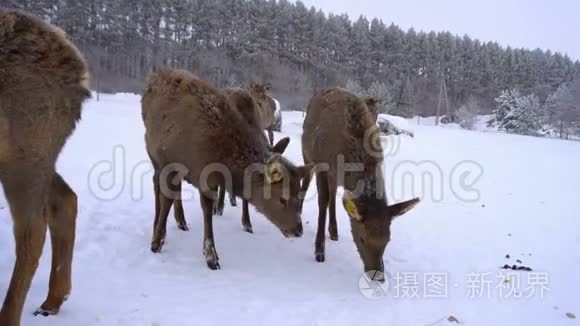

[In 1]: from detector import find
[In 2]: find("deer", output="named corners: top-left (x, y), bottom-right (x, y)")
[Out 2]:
top-left (248, 82), bottom-right (277, 146)
top-left (142, 69), bottom-right (311, 270)
top-left (206, 84), bottom-right (280, 220)
top-left (300, 88), bottom-right (420, 282)
top-left (171, 87), bottom-right (292, 234)
top-left (363, 97), bottom-right (383, 122)
top-left (0, 11), bottom-right (90, 326)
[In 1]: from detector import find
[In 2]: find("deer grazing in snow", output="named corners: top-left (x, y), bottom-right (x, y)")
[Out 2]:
top-left (171, 87), bottom-right (292, 234)
top-left (301, 88), bottom-right (419, 281)
top-left (0, 11), bottom-right (90, 326)
top-left (142, 69), bottom-right (311, 270)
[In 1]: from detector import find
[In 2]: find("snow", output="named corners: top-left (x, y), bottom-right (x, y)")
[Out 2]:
top-left (1, 93), bottom-right (580, 325)
top-left (378, 113), bottom-right (413, 132)
top-left (406, 115), bottom-right (500, 134)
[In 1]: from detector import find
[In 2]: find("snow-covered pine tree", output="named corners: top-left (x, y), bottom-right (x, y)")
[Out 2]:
top-left (546, 83), bottom-right (580, 138)
top-left (503, 93), bottom-right (545, 136)
top-left (488, 89), bottom-right (520, 128)
top-left (345, 79), bottom-right (365, 96)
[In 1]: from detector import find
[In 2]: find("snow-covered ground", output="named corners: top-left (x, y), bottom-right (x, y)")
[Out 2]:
top-left (1, 94), bottom-right (579, 325)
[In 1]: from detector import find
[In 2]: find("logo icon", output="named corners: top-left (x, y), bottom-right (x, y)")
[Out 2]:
top-left (359, 270), bottom-right (389, 299)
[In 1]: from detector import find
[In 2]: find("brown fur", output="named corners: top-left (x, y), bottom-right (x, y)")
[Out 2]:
top-left (0, 10), bottom-right (89, 326)
top-left (249, 82), bottom-right (276, 145)
top-left (363, 97), bottom-right (383, 122)
top-left (142, 70), bottom-right (309, 270)
top-left (172, 87), bottom-right (291, 234)
top-left (301, 88), bottom-right (419, 280)
top-left (224, 88), bottom-right (264, 130)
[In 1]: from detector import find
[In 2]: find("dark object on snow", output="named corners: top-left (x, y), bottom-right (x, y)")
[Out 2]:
top-left (506, 254), bottom-right (510, 259)
top-left (377, 116), bottom-right (414, 137)
top-left (501, 264), bottom-right (533, 272)
top-left (440, 114), bottom-right (458, 124)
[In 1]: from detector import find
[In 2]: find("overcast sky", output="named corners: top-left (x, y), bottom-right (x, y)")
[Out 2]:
top-left (300, 0), bottom-right (580, 61)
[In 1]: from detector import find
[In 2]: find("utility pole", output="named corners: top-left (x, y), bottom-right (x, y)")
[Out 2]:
top-left (435, 75), bottom-right (449, 126)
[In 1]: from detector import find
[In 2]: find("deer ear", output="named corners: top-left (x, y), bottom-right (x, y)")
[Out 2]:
top-left (388, 198), bottom-right (420, 220)
top-left (271, 137), bottom-right (290, 154)
top-left (265, 154), bottom-right (285, 184)
top-left (364, 97), bottom-right (382, 109)
top-left (342, 190), bottom-right (363, 222)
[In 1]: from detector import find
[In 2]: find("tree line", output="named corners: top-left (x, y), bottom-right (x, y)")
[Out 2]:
top-left (5, 0), bottom-right (580, 119)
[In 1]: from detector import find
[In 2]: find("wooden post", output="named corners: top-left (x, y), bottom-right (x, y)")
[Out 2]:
top-left (435, 75), bottom-right (449, 126)
top-left (435, 77), bottom-right (443, 126)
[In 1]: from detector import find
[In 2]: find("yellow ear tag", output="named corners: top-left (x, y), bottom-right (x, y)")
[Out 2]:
top-left (344, 199), bottom-right (362, 221)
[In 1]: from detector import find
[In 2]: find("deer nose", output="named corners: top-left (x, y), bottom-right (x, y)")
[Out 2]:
top-left (373, 272), bottom-right (386, 283)
top-left (294, 222), bottom-right (303, 237)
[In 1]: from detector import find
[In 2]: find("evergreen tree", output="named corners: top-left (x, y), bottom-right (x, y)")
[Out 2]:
top-left (8, 0), bottom-right (579, 115)
top-left (506, 94), bottom-right (545, 136)
top-left (489, 89), bottom-right (520, 129)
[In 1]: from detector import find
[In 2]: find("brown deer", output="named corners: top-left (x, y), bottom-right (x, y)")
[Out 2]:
top-left (0, 11), bottom-right (90, 326)
top-left (142, 70), bottom-right (311, 270)
top-left (248, 82), bottom-right (277, 146)
top-left (172, 88), bottom-right (291, 234)
top-left (363, 97), bottom-right (383, 122)
top-left (301, 88), bottom-right (419, 281)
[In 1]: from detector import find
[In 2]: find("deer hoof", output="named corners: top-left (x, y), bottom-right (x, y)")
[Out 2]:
top-left (204, 240), bottom-right (220, 270)
top-left (206, 260), bottom-right (221, 270)
top-left (315, 252), bottom-right (325, 263)
top-left (242, 224), bottom-right (253, 234)
top-left (329, 228), bottom-right (339, 241)
top-left (177, 224), bottom-right (189, 231)
top-left (33, 307), bottom-right (57, 317)
top-left (151, 238), bottom-right (165, 253)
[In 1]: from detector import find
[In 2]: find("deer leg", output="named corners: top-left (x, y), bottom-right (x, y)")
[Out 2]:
top-left (151, 169), bottom-right (160, 234)
top-left (35, 174), bottom-right (77, 317)
top-left (151, 171), bottom-right (174, 253)
top-left (213, 185), bottom-right (225, 216)
top-left (299, 168), bottom-right (313, 212)
top-left (173, 181), bottom-right (188, 231)
top-left (228, 191), bottom-right (237, 207)
top-left (314, 172), bottom-right (330, 263)
top-left (241, 200), bottom-right (253, 234)
top-left (327, 177), bottom-right (339, 241)
top-left (0, 175), bottom-right (48, 326)
top-left (200, 191), bottom-right (220, 270)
